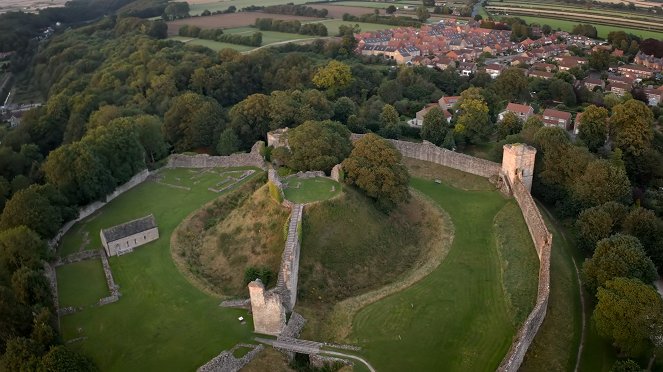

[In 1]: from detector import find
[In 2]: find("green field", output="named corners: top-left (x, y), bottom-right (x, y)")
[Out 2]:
top-left (283, 177), bottom-right (341, 204)
top-left (57, 259), bottom-right (109, 308)
top-left (349, 173), bottom-right (539, 371)
top-left (186, 0), bottom-right (309, 16)
top-left (58, 167), bottom-right (261, 371)
top-left (497, 14), bottom-right (663, 39)
top-left (170, 29), bottom-right (322, 52)
top-left (169, 35), bottom-right (255, 51)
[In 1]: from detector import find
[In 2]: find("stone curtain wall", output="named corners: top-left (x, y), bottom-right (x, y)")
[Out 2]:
top-left (497, 180), bottom-right (552, 372)
top-left (48, 169), bottom-right (152, 250)
top-left (276, 203), bottom-right (304, 311)
top-left (167, 141), bottom-right (266, 169)
top-left (105, 169), bottom-right (150, 203)
top-left (350, 134), bottom-right (501, 178)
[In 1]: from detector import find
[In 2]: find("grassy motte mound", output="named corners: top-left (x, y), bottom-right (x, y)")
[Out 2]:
top-left (297, 186), bottom-right (448, 338)
top-left (173, 180), bottom-right (290, 297)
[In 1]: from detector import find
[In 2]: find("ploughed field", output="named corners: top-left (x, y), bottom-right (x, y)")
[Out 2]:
top-left (167, 12), bottom-right (319, 35)
top-left (348, 161), bottom-right (540, 371)
top-left (56, 167), bottom-right (261, 371)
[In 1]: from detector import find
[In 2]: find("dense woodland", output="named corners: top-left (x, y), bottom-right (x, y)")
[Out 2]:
top-left (0, 3), bottom-right (663, 368)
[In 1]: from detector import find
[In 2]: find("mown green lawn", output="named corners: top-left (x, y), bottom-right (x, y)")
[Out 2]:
top-left (283, 177), bottom-right (341, 204)
top-left (350, 174), bottom-right (538, 371)
top-left (57, 259), bottom-right (109, 308)
top-left (58, 167), bottom-right (262, 371)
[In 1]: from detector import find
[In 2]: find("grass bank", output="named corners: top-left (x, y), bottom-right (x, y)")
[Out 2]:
top-left (297, 186), bottom-right (448, 340)
top-left (172, 183), bottom-right (290, 297)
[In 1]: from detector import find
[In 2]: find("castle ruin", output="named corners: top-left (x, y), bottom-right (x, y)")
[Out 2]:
top-left (248, 279), bottom-right (286, 335)
top-left (501, 143), bottom-right (537, 192)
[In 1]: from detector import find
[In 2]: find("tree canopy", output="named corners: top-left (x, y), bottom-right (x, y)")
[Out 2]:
top-left (594, 277), bottom-right (663, 357)
top-left (342, 133), bottom-right (410, 210)
top-left (583, 234), bottom-right (658, 293)
top-left (285, 120), bottom-right (352, 173)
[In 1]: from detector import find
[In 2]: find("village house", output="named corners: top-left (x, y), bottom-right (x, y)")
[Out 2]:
top-left (499, 103), bottom-right (534, 122)
top-left (438, 95), bottom-right (461, 110)
top-left (531, 62), bottom-right (557, 72)
top-left (644, 87), bottom-right (662, 106)
top-left (555, 55), bottom-right (587, 71)
top-left (459, 62), bottom-right (476, 76)
top-left (582, 78), bottom-right (605, 91)
top-left (609, 81), bottom-right (631, 96)
top-left (618, 64), bottom-right (654, 80)
top-left (484, 63), bottom-right (504, 78)
top-left (410, 103), bottom-right (452, 127)
top-left (100, 214), bottom-right (159, 257)
top-left (607, 74), bottom-right (635, 86)
top-left (634, 51), bottom-right (663, 72)
top-left (528, 69), bottom-right (553, 80)
top-left (542, 108), bottom-right (572, 130)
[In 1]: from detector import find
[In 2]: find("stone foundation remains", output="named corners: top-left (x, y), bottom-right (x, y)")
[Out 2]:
top-left (167, 142), bottom-right (265, 169)
top-left (197, 343), bottom-right (265, 372)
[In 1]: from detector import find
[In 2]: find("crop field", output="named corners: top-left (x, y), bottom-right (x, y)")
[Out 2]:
top-left (57, 167), bottom-right (262, 371)
top-left (493, 0), bottom-right (663, 22)
top-left (487, 6), bottom-right (663, 30)
top-left (307, 3), bottom-right (387, 17)
top-left (167, 12), bottom-right (318, 34)
top-left (485, 0), bottom-right (663, 38)
top-left (504, 15), bottom-right (663, 39)
top-left (349, 166), bottom-right (539, 371)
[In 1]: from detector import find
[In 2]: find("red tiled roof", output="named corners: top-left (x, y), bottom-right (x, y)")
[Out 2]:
top-left (506, 102), bottom-right (533, 114)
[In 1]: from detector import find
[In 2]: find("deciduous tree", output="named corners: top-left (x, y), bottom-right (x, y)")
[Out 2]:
top-left (572, 159), bottom-right (631, 209)
top-left (575, 202), bottom-right (628, 253)
top-left (622, 207), bottom-right (663, 270)
top-left (421, 107), bottom-right (447, 145)
top-left (312, 60), bottom-right (353, 93)
top-left (610, 99), bottom-right (654, 157)
top-left (342, 133), bottom-right (410, 210)
top-left (497, 112), bottom-right (523, 140)
top-left (583, 234), bottom-right (658, 293)
top-left (578, 105), bottom-right (609, 152)
top-left (286, 120), bottom-right (351, 173)
top-left (164, 92), bottom-right (224, 152)
top-left (594, 277), bottom-right (663, 357)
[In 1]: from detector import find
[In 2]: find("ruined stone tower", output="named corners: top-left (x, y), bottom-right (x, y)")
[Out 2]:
top-left (248, 279), bottom-right (286, 335)
top-left (501, 144), bottom-right (536, 192)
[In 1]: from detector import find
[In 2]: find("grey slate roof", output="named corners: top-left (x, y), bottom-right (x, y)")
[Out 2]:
top-left (101, 214), bottom-right (156, 243)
